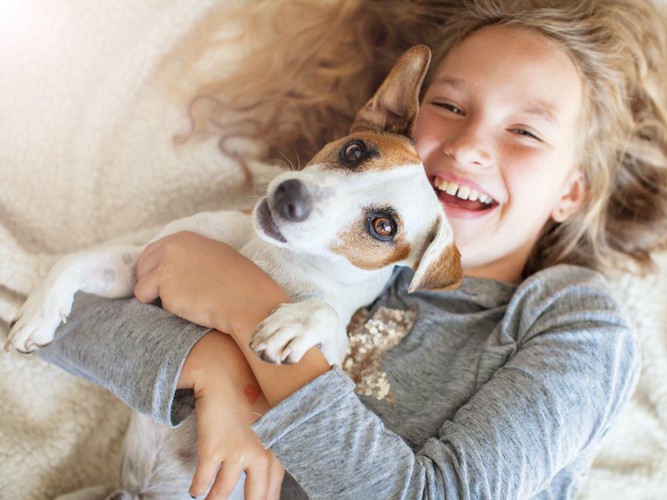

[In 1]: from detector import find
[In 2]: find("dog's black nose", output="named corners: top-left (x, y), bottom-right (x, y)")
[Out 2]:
top-left (274, 179), bottom-right (312, 222)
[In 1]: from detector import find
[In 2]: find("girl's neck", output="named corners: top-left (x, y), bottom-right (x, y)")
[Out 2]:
top-left (463, 258), bottom-right (525, 285)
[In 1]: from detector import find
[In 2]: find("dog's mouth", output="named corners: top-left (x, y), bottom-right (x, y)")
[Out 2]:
top-left (432, 176), bottom-right (498, 212)
top-left (255, 198), bottom-right (287, 243)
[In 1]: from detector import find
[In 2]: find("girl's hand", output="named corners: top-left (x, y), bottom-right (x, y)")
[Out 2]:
top-left (180, 331), bottom-right (285, 499)
top-left (134, 231), bottom-right (289, 335)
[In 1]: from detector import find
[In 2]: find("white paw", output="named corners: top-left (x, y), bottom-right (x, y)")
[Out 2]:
top-left (4, 288), bottom-right (74, 353)
top-left (249, 300), bottom-right (338, 364)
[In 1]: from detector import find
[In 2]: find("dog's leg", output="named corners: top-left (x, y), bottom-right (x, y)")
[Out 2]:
top-left (4, 245), bottom-right (142, 353)
top-left (249, 298), bottom-right (347, 364)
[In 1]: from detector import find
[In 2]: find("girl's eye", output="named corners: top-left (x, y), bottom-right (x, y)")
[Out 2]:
top-left (511, 128), bottom-right (542, 141)
top-left (368, 215), bottom-right (397, 241)
top-left (435, 102), bottom-right (464, 116)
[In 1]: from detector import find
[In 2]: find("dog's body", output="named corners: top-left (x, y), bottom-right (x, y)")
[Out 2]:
top-left (5, 46), bottom-right (461, 498)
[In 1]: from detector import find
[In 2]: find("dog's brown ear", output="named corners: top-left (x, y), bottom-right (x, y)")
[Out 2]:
top-left (409, 215), bottom-right (463, 293)
top-left (351, 45), bottom-right (431, 138)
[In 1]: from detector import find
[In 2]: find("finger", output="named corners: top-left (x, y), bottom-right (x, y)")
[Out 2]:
top-left (135, 248), bottom-right (160, 282)
top-left (267, 461), bottom-right (285, 500)
top-left (243, 460), bottom-right (270, 500)
top-left (206, 462), bottom-right (244, 500)
top-left (133, 267), bottom-right (162, 303)
top-left (190, 456), bottom-right (221, 498)
top-left (135, 237), bottom-right (171, 279)
top-left (137, 231), bottom-right (188, 277)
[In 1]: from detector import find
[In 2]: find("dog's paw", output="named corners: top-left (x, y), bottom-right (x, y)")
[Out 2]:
top-left (250, 300), bottom-right (338, 364)
top-left (4, 289), bottom-right (74, 353)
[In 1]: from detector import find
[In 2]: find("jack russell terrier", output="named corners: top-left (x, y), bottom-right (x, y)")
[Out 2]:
top-left (5, 45), bottom-right (461, 498)
top-left (5, 45), bottom-right (461, 365)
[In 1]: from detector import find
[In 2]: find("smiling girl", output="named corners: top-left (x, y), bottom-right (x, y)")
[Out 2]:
top-left (417, 22), bottom-right (587, 283)
top-left (40, 0), bottom-right (667, 498)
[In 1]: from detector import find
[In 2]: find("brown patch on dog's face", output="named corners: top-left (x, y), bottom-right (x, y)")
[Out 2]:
top-left (306, 130), bottom-right (420, 174)
top-left (331, 209), bottom-right (411, 270)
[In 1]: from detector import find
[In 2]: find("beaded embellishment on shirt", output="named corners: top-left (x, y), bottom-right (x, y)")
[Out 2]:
top-left (343, 306), bottom-right (416, 402)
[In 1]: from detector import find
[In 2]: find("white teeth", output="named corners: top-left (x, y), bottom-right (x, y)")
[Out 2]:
top-left (434, 177), bottom-right (493, 205)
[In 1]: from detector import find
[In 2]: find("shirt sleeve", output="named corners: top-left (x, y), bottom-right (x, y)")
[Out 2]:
top-left (251, 270), bottom-right (640, 499)
top-left (38, 292), bottom-right (210, 427)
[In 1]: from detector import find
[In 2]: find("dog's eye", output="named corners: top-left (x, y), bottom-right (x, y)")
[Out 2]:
top-left (340, 140), bottom-right (366, 165)
top-left (345, 143), bottom-right (364, 162)
top-left (369, 214), bottom-right (397, 241)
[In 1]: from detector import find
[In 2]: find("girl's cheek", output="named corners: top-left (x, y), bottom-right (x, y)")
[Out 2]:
top-left (414, 134), bottom-right (438, 165)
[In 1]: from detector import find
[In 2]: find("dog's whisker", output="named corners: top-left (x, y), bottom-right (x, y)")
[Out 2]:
top-left (274, 149), bottom-right (302, 172)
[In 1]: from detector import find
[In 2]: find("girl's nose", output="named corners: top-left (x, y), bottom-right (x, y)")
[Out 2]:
top-left (442, 120), bottom-right (492, 168)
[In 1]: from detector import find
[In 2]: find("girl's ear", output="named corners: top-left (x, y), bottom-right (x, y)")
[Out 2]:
top-left (551, 169), bottom-right (586, 223)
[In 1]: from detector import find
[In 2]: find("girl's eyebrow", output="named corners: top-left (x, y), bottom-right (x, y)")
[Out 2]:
top-left (430, 76), bottom-right (465, 90)
top-left (522, 103), bottom-right (559, 127)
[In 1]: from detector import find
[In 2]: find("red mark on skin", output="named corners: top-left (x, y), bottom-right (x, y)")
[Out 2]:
top-left (244, 384), bottom-right (261, 404)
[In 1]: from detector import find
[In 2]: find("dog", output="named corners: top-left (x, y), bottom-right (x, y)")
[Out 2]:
top-left (5, 45), bottom-right (461, 498)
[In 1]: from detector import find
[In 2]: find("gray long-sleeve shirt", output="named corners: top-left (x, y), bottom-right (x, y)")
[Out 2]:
top-left (41, 264), bottom-right (639, 499)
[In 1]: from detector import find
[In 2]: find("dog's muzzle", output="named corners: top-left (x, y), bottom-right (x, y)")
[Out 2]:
top-left (256, 199), bottom-right (287, 243)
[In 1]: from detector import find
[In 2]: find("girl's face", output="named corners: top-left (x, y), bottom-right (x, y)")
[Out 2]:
top-left (415, 25), bottom-right (586, 283)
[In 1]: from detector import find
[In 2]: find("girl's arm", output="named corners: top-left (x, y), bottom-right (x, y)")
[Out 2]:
top-left (133, 231), bottom-right (332, 406)
top-left (248, 274), bottom-right (639, 499)
top-left (179, 331), bottom-right (284, 499)
top-left (40, 292), bottom-right (209, 426)
top-left (41, 297), bottom-right (284, 500)
top-left (136, 234), bottom-right (640, 499)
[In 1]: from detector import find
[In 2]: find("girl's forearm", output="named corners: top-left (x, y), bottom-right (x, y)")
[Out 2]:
top-left (178, 331), bottom-right (271, 418)
top-left (132, 232), bottom-right (328, 407)
top-left (233, 331), bottom-right (330, 407)
top-left (226, 294), bottom-right (331, 407)
top-left (178, 331), bottom-right (253, 390)
top-left (179, 319), bottom-right (329, 410)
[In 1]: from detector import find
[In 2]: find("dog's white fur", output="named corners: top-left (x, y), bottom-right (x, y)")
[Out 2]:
top-left (7, 46), bottom-right (461, 498)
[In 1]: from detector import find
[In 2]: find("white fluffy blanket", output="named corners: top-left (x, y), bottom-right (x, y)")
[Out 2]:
top-left (1, 1), bottom-right (665, 499)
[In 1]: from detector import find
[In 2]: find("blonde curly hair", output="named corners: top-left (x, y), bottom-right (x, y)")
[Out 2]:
top-left (172, 0), bottom-right (667, 277)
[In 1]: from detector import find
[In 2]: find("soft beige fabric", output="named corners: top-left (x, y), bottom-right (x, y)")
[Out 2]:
top-left (0, 1), bottom-right (665, 499)
top-left (0, 2), bottom-right (277, 498)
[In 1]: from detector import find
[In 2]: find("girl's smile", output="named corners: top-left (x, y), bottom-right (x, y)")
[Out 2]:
top-left (415, 24), bottom-right (586, 283)
top-left (432, 174), bottom-right (498, 219)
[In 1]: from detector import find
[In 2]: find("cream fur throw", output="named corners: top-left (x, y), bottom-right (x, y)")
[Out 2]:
top-left (1, 1), bottom-right (665, 499)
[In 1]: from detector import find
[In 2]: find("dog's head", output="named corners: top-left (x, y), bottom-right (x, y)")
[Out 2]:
top-left (254, 45), bottom-right (462, 292)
